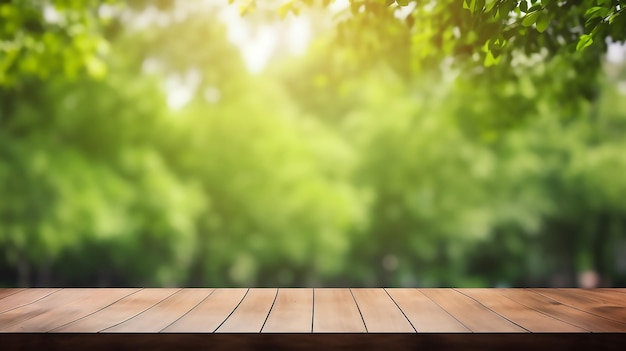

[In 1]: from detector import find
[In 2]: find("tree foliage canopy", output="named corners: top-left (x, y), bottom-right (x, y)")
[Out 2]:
top-left (3, 0), bottom-right (625, 84)
top-left (1, 1), bottom-right (626, 288)
top-left (236, 0), bottom-right (626, 107)
top-left (257, 0), bottom-right (626, 63)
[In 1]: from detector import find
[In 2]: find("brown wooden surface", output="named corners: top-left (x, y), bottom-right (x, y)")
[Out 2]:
top-left (420, 289), bottom-right (526, 332)
top-left (215, 288), bottom-right (277, 333)
top-left (162, 288), bottom-right (247, 333)
top-left (53, 289), bottom-right (179, 332)
top-left (559, 288), bottom-right (626, 307)
top-left (262, 288), bottom-right (313, 333)
top-left (532, 288), bottom-right (626, 324)
top-left (2, 289), bottom-right (137, 332)
top-left (313, 288), bottom-right (367, 333)
top-left (103, 289), bottom-right (212, 332)
top-left (0, 289), bottom-right (25, 301)
top-left (458, 289), bottom-right (586, 332)
top-left (351, 288), bottom-right (414, 333)
top-left (385, 288), bottom-right (470, 332)
top-left (601, 288), bottom-right (626, 295)
top-left (500, 288), bottom-right (626, 332)
top-left (0, 288), bottom-right (625, 335)
top-left (0, 288), bottom-right (61, 314)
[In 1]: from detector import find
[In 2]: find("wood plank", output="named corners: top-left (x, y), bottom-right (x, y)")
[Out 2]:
top-left (593, 290), bottom-right (626, 306)
top-left (262, 288), bottom-right (313, 333)
top-left (0, 289), bottom-right (25, 300)
top-left (52, 289), bottom-right (179, 332)
top-left (386, 289), bottom-right (469, 333)
top-left (103, 289), bottom-right (212, 332)
top-left (216, 288), bottom-right (277, 333)
top-left (0, 288), bottom-right (61, 314)
top-left (559, 289), bottom-right (626, 307)
top-left (500, 289), bottom-right (626, 332)
top-left (599, 288), bottom-right (626, 295)
top-left (458, 289), bottom-right (586, 332)
top-left (421, 289), bottom-right (526, 332)
top-left (351, 288), bottom-right (414, 333)
top-left (312, 288), bottom-right (366, 333)
top-left (531, 288), bottom-right (626, 323)
top-left (163, 288), bottom-right (247, 333)
top-left (1, 288), bottom-right (625, 335)
top-left (1, 289), bottom-right (137, 332)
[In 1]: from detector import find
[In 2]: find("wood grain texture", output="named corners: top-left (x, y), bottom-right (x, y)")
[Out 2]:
top-left (1, 288), bottom-right (625, 335)
top-left (558, 289), bottom-right (626, 307)
top-left (421, 289), bottom-right (526, 332)
top-left (53, 289), bottom-right (179, 332)
top-left (103, 289), bottom-right (212, 333)
top-left (0, 288), bottom-right (61, 314)
top-left (531, 289), bottom-right (626, 324)
top-left (163, 288), bottom-right (247, 333)
top-left (351, 289), bottom-right (414, 333)
top-left (386, 288), bottom-right (470, 333)
top-left (262, 288), bottom-right (313, 333)
top-left (1, 289), bottom-right (137, 332)
top-left (458, 289), bottom-right (586, 332)
top-left (501, 289), bottom-right (626, 332)
top-left (599, 288), bottom-right (626, 295)
top-left (0, 289), bottom-right (25, 300)
top-left (216, 288), bottom-right (277, 333)
top-left (313, 288), bottom-right (366, 333)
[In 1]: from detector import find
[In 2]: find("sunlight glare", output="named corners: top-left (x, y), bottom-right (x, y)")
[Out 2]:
top-left (219, 4), bottom-right (312, 73)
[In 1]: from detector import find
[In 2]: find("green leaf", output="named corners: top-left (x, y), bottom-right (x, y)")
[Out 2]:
top-left (591, 21), bottom-right (609, 36)
top-left (584, 6), bottom-right (610, 20)
top-left (499, 0), bottom-right (516, 19)
top-left (586, 16), bottom-right (603, 30)
top-left (396, 0), bottom-right (410, 6)
top-left (520, 1), bottom-right (528, 13)
top-left (488, 38), bottom-right (503, 57)
top-left (473, 0), bottom-right (486, 14)
top-left (466, 0), bottom-right (486, 14)
top-left (484, 50), bottom-right (500, 66)
top-left (522, 11), bottom-right (540, 27)
top-left (576, 34), bottom-right (593, 51)
top-left (610, 12), bottom-right (626, 40)
top-left (536, 12), bottom-right (550, 32)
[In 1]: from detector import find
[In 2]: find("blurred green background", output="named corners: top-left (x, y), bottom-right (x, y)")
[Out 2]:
top-left (1, 0), bottom-right (626, 288)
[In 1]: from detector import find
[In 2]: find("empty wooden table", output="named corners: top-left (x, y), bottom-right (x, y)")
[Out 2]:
top-left (0, 288), bottom-right (625, 350)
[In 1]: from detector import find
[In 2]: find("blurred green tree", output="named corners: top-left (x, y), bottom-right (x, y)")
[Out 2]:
top-left (1, 0), bottom-right (625, 289)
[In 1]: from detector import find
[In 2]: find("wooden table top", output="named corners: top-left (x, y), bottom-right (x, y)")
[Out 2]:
top-left (1, 288), bottom-right (625, 350)
top-left (1, 287), bottom-right (625, 333)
